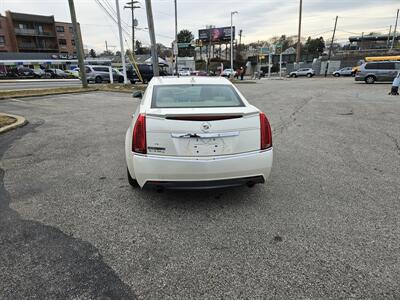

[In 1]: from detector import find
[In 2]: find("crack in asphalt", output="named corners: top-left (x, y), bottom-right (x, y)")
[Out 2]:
top-left (0, 123), bottom-right (137, 299)
top-left (272, 96), bottom-right (313, 136)
top-left (385, 133), bottom-right (400, 156)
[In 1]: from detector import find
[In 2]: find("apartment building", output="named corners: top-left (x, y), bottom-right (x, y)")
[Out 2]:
top-left (0, 11), bottom-right (81, 55)
top-left (0, 14), bottom-right (13, 52)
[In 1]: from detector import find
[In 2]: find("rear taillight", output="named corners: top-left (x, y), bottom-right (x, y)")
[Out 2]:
top-left (260, 112), bottom-right (272, 150)
top-left (132, 114), bottom-right (146, 154)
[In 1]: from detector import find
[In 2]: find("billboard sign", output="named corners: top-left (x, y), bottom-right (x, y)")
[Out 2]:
top-left (198, 26), bottom-right (235, 43)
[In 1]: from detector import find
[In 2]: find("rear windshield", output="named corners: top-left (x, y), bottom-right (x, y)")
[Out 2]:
top-left (151, 84), bottom-right (244, 108)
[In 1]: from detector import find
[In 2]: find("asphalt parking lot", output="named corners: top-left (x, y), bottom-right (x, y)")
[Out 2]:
top-left (1, 78), bottom-right (399, 299)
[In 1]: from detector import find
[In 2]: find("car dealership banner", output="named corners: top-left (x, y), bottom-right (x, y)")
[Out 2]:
top-left (198, 27), bottom-right (235, 43)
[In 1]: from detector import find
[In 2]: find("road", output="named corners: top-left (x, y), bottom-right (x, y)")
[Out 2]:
top-left (0, 78), bottom-right (399, 299)
top-left (0, 79), bottom-right (81, 90)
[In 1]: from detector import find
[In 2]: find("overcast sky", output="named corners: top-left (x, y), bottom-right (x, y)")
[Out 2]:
top-left (0, 0), bottom-right (399, 51)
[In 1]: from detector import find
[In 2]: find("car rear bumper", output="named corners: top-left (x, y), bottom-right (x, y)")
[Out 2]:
top-left (355, 75), bottom-right (365, 81)
top-left (130, 149), bottom-right (273, 188)
top-left (143, 175), bottom-right (265, 190)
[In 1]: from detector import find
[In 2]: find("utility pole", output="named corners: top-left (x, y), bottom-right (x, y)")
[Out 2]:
top-left (296, 0), bottom-right (302, 63)
top-left (238, 29), bottom-right (242, 47)
top-left (390, 9), bottom-right (399, 50)
top-left (68, 0), bottom-right (87, 88)
top-left (124, 1), bottom-right (140, 53)
top-left (174, 0), bottom-right (178, 77)
top-left (105, 40), bottom-right (108, 52)
top-left (387, 25), bottom-right (392, 49)
top-left (205, 25), bottom-right (214, 73)
top-left (230, 11), bottom-right (238, 73)
top-left (145, 0), bottom-right (159, 76)
top-left (115, 0), bottom-right (128, 84)
top-left (325, 16), bottom-right (338, 78)
top-left (360, 32), bottom-right (364, 50)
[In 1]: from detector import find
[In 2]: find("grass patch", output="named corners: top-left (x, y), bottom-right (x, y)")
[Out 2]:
top-left (98, 83), bottom-right (147, 93)
top-left (0, 84), bottom-right (147, 100)
top-left (0, 115), bottom-right (17, 128)
top-left (0, 87), bottom-right (98, 100)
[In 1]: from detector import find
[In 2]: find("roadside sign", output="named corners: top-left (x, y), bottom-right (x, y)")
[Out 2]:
top-left (177, 42), bottom-right (191, 48)
top-left (172, 42), bottom-right (178, 55)
top-left (260, 47), bottom-right (269, 55)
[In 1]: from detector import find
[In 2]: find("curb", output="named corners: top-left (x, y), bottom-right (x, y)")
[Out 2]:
top-left (0, 113), bottom-right (28, 134)
top-left (0, 88), bottom-right (99, 100)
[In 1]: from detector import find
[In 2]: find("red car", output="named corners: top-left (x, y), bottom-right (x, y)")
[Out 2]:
top-left (190, 70), bottom-right (208, 76)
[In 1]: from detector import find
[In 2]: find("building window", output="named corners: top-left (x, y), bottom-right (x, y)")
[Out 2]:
top-left (56, 26), bottom-right (65, 32)
top-left (71, 39), bottom-right (75, 46)
top-left (69, 27), bottom-right (73, 33)
top-left (58, 39), bottom-right (67, 45)
top-left (0, 36), bottom-right (5, 46)
top-left (19, 23), bottom-right (28, 29)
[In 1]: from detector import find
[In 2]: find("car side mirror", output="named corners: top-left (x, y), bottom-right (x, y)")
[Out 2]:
top-left (132, 91), bottom-right (143, 99)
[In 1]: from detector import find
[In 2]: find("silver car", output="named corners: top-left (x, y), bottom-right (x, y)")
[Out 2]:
top-left (85, 65), bottom-right (124, 83)
top-left (333, 67), bottom-right (353, 77)
top-left (355, 61), bottom-right (400, 84)
top-left (289, 68), bottom-right (315, 78)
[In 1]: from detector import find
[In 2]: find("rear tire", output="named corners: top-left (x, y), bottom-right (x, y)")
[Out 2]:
top-left (127, 168), bottom-right (139, 187)
top-left (95, 76), bottom-right (102, 84)
top-left (307, 73), bottom-right (312, 78)
top-left (365, 76), bottom-right (375, 84)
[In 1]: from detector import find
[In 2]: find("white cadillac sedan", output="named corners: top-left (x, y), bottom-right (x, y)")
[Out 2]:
top-left (125, 76), bottom-right (273, 189)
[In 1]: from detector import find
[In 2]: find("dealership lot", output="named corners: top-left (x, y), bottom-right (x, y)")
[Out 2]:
top-left (0, 78), bottom-right (399, 298)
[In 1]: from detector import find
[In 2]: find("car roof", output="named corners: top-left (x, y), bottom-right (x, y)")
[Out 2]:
top-left (149, 76), bottom-right (232, 86)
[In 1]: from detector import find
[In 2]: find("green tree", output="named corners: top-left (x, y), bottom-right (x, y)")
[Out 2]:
top-left (304, 36), bottom-right (325, 55)
top-left (135, 40), bottom-right (142, 54)
top-left (89, 49), bottom-right (96, 58)
top-left (177, 29), bottom-right (194, 43)
top-left (100, 50), bottom-right (114, 56)
top-left (177, 29), bottom-right (194, 57)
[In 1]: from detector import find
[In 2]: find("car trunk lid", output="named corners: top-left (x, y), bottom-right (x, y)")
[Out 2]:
top-left (145, 107), bottom-right (261, 157)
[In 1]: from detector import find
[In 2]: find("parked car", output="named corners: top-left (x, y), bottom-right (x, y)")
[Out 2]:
top-left (44, 68), bottom-right (69, 79)
top-left (125, 64), bottom-right (169, 84)
top-left (220, 68), bottom-right (237, 77)
top-left (355, 61), bottom-right (400, 84)
top-left (333, 67), bottom-right (353, 77)
top-left (178, 68), bottom-right (191, 76)
top-left (289, 68), bottom-right (315, 78)
top-left (32, 68), bottom-right (46, 78)
top-left (125, 76), bottom-right (273, 189)
top-left (64, 69), bottom-right (80, 78)
top-left (85, 65), bottom-right (124, 83)
top-left (14, 67), bottom-right (41, 79)
top-left (191, 70), bottom-right (208, 76)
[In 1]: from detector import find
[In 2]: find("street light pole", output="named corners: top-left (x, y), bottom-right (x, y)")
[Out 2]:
top-left (296, 0), bottom-right (303, 63)
top-left (230, 11), bottom-right (238, 73)
top-left (174, 0), bottom-right (178, 77)
top-left (115, 0), bottom-right (128, 84)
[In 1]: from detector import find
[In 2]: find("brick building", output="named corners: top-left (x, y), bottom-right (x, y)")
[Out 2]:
top-left (0, 11), bottom-right (81, 55)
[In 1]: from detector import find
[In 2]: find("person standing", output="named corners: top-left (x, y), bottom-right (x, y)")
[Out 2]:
top-left (240, 66), bottom-right (244, 80)
top-left (389, 71), bottom-right (400, 95)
